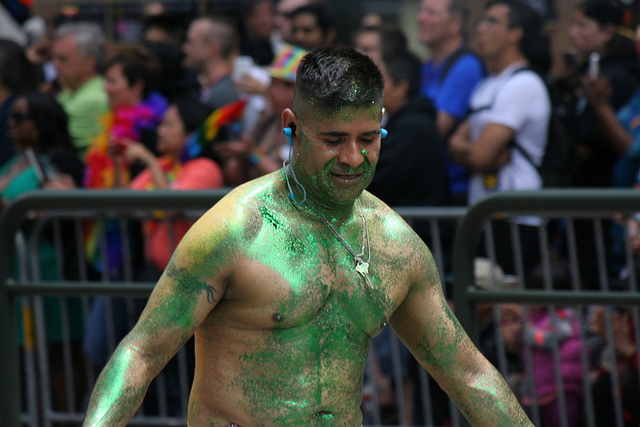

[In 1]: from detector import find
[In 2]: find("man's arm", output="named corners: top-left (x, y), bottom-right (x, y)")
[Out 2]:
top-left (449, 120), bottom-right (514, 173)
top-left (390, 245), bottom-right (532, 426)
top-left (437, 111), bottom-right (459, 138)
top-left (83, 206), bottom-right (235, 426)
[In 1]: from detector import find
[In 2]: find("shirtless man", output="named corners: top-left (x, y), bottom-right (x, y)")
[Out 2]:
top-left (83, 47), bottom-right (532, 426)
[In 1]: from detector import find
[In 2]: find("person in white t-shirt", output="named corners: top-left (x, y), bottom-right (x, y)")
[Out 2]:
top-left (449, 0), bottom-right (551, 275)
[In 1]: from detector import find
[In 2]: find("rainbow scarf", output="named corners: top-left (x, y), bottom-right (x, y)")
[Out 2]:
top-left (84, 96), bottom-right (167, 189)
top-left (83, 95), bottom-right (167, 274)
top-left (183, 97), bottom-right (248, 160)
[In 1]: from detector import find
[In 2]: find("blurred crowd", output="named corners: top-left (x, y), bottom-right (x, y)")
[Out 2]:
top-left (1, 0), bottom-right (640, 425)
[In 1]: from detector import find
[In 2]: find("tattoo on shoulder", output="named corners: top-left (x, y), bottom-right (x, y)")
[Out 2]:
top-left (166, 259), bottom-right (219, 304)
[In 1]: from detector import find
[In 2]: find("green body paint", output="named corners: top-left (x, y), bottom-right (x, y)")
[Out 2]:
top-left (167, 260), bottom-right (218, 303)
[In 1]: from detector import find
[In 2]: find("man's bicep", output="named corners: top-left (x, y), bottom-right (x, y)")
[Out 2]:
top-left (132, 212), bottom-right (236, 354)
top-left (390, 251), bottom-right (482, 378)
top-left (389, 252), bottom-right (453, 366)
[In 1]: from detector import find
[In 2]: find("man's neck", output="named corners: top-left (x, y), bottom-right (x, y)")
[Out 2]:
top-left (202, 58), bottom-right (233, 89)
top-left (281, 166), bottom-right (356, 223)
top-left (66, 73), bottom-right (97, 92)
top-left (486, 49), bottom-right (527, 75)
top-left (429, 36), bottom-right (464, 66)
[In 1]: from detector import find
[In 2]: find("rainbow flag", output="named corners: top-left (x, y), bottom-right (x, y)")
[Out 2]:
top-left (184, 97), bottom-right (248, 159)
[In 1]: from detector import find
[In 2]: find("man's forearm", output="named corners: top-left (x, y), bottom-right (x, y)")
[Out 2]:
top-left (451, 364), bottom-right (532, 427)
top-left (83, 342), bottom-right (155, 426)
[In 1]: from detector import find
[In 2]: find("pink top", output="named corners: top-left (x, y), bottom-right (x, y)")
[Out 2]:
top-left (131, 157), bottom-right (224, 270)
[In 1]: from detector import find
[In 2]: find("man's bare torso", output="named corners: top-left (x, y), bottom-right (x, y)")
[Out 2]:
top-left (184, 173), bottom-right (424, 426)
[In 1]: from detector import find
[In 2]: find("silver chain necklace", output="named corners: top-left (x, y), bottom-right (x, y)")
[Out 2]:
top-left (306, 197), bottom-right (372, 288)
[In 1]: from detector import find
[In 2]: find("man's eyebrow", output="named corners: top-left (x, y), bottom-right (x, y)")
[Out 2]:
top-left (318, 130), bottom-right (381, 137)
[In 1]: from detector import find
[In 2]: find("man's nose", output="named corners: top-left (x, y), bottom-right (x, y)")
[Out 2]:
top-left (337, 139), bottom-right (364, 169)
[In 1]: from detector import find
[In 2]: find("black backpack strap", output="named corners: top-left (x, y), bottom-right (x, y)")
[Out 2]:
top-left (510, 140), bottom-right (538, 169)
top-left (438, 46), bottom-right (471, 84)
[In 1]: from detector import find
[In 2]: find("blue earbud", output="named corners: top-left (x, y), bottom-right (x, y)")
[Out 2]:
top-left (381, 128), bottom-right (388, 139)
top-left (283, 127), bottom-right (293, 146)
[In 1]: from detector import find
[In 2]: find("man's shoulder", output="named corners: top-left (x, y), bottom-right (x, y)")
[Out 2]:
top-left (221, 171), bottom-right (280, 205)
top-left (362, 192), bottom-right (422, 242)
top-left (187, 173), bottom-right (281, 241)
top-left (441, 49), bottom-right (484, 80)
top-left (206, 75), bottom-right (240, 108)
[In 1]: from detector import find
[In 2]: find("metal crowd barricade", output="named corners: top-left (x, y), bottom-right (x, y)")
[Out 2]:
top-left (0, 189), bottom-right (228, 427)
top-left (2, 189), bottom-right (640, 426)
top-left (452, 190), bottom-right (640, 427)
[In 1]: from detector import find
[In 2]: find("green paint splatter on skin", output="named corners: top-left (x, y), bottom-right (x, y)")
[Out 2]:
top-left (206, 186), bottom-right (396, 425)
top-left (87, 345), bottom-right (141, 423)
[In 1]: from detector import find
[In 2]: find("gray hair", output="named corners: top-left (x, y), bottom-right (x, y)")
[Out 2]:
top-left (447, 0), bottom-right (470, 40)
top-left (55, 22), bottom-right (106, 71)
top-left (197, 16), bottom-right (239, 60)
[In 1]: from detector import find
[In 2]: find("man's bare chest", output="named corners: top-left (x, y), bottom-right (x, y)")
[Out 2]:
top-left (221, 214), bottom-right (406, 337)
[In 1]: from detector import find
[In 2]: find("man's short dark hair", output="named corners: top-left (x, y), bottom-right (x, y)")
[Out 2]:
top-left (293, 47), bottom-right (384, 114)
top-left (486, 0), bottom-right (551, 75)
top-left (382, 49), bottom-right (422, 99)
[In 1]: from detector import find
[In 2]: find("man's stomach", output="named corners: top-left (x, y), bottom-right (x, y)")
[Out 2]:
top-left (187, 326), bottom-right (370, 426)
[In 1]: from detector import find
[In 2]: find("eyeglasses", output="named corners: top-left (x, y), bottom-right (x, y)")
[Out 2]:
top-left (10, 112), bottom-right (33, 124)
top-left (478, 16), bottom-right (510, 28)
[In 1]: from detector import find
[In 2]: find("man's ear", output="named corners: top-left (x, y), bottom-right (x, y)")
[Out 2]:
top-left (508, 26), bottom-right (524, 47)
top-left (281, 108), bottom-right (298, 144)
top-left (209, 39), bottom-right (221, 57)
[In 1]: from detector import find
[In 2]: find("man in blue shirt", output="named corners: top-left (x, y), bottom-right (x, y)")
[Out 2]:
top-left (418, 0), bottom-right (484, 205)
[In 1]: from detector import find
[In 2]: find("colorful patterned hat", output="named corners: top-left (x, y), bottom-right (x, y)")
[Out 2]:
top-left (268, 44), bottom-right (309, 83)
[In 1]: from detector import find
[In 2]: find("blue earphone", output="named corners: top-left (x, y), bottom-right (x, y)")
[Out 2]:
top-left (283, 126), bottom-right (388, 144)
top-left (283, 126), bottom-right (293, 145)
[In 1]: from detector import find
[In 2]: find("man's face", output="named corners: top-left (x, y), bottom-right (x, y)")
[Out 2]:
top-left (380, 64), bottom-right (404, 115)
top-left (275, 0), bottom-right (309, 43)
top-left (292, 105), bottom-right (383, 207)
top-left (417, 0), bottom-right (456, 47)
top-left (474, 4), bottom-right (513, 60)
top-left (291, 13), bottom-right (326, 50)
top-left (52, 35), bottom-right (95, 90)
top-left (182, 20), bottom-right (212, 72)
top-left (246, 0), bottom-right (275, 39)
top-left (267, 78), bottom-right (295, 115)
top-left (354, 31), bottom-right (383, 66)
top-left (568, 15), bottom-right (611, 57)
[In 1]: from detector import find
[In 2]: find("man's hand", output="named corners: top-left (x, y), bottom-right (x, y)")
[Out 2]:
top-left (584, 75), bottom-right (612, 110)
